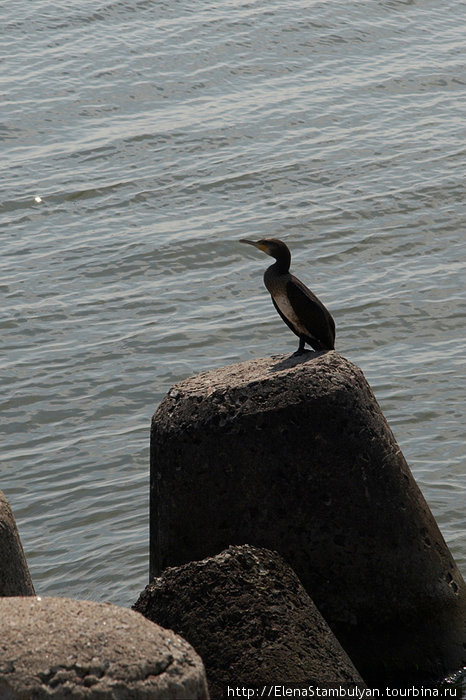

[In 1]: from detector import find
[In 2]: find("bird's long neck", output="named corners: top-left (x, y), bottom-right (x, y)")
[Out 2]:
top-left (272, 248), bottom-right (291, 275)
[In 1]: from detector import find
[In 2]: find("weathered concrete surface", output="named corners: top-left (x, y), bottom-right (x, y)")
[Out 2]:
top-left (150, 351), bottom-right (466, 685)
top-left (135, 545), bottom-right (366, 696)
top-left (0, 597), bottom-right (209, 699)
top-left (0, 490), bottom-right (35, 596)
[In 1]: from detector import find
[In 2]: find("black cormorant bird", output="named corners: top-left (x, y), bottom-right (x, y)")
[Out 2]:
top-left (240, 238), bottom-right (335, 354)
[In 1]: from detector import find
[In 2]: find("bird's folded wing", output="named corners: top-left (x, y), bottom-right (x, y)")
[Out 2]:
top-left (287, 276), bottom-right (335, 348)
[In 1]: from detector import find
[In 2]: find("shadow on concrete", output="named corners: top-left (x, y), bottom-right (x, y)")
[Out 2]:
top-left (270, 349), bottom-right (328, 372)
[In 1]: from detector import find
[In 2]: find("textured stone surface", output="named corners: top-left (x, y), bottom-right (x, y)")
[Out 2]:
top-left (0, 490), bottom-right (35, 596)
top-left (0, 597), bottom-right (209, 699)
top-left (135, 545), bottom-right (366, 697)
top-left (150, 351), bottom-right (466, 684)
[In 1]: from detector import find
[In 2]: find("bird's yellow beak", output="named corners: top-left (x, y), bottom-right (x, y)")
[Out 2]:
top-left (240, 239), bottom-right (268, 253)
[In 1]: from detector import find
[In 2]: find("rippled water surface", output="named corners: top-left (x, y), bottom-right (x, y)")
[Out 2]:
top-left (1, 0), bottom-right (465, 607)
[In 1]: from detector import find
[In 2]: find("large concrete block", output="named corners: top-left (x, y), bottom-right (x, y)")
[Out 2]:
top-left (0, 490), bottom-right (35, 596)
top-left (0, 597), bottom-right (209, 698)
top-left (150, 351), bottom-right (466, 685)
top-left (135, 545), bottom-right (366, 696)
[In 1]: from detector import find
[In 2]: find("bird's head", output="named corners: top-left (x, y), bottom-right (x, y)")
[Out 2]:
top-left (240, 238), bottom-right (290, 261)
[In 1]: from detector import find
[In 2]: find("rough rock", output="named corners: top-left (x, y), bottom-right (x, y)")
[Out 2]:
top-left (0, 597), bottom-right (209, 699)
top-left (149, 351), bottom-right (466, 684)
top-left (0, 490), bottom-right (35, 596)
top-left (134, 545), bottom-right (366, 697)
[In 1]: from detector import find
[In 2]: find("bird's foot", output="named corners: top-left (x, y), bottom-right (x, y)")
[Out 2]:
top-left (293, 338), bottom-right (307, 356)
top-left (292, 348), bottom-right (311, 357)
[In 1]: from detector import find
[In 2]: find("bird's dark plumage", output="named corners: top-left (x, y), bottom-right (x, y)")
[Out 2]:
top-left (240, 238), bottom-right (335, 354)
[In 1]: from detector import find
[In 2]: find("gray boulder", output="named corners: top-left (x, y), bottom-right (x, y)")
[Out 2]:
top-left (0, 597), bottom-right (209, 698)
top-left (134, 545), bottom-right (366, 697)
top-left (149, 351), bottom-right (466, 684)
